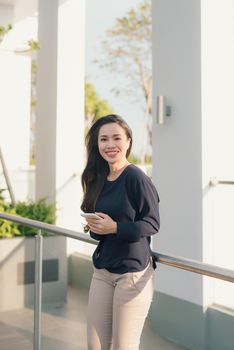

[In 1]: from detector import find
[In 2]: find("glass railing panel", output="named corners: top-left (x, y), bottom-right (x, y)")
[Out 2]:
top-left (39, 235), bottom-right (88, 350)
top-left (0, 235), bottom-right (35, 349)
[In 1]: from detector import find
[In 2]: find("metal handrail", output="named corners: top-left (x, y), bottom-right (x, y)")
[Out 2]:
top-left (1, 212), bottom-right (234, 283)
top-left (0, 211), bottom-right (96, 243)
top-left (209, 177), bottom-right (234, 186)
top-left (0, 212), bottom-right (234, 350)
top-left (151, 252), bottom-right (234, 283)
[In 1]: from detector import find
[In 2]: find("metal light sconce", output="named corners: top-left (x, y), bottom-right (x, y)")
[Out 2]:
top-left (156, 95), bottom-right (171, 124)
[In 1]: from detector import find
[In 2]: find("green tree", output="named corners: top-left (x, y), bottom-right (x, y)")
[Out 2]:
top-left (99, 0), bottom-right (152, 163)
top-left (0, 24), bottom-right (12, 43)
top-left (85, 80), bottom-right (114, 131)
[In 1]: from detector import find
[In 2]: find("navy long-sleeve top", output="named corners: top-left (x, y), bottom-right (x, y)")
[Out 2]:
top-left (90, 164), bottom-right (160, 274)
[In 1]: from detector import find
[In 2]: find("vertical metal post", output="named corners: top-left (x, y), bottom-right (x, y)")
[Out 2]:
top-left (34, 230), bottom-right (43, 350)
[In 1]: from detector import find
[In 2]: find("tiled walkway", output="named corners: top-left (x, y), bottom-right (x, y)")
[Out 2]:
top-left (0, 287), bottom-right (186, 350)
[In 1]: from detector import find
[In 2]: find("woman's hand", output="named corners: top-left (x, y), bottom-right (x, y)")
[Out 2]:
top-left (85, 212), bottom-right (117, 235)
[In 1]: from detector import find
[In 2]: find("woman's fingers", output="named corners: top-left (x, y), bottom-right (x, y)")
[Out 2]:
top-left (86, 216), bottom-right (102, 224)
top-left (95, 212), bottom-right (106, 219)
top-left (86, 213), bottom-right (116, 234)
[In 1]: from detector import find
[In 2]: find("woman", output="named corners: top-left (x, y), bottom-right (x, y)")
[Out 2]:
top-left (81, 114), bottom-right (160, 350)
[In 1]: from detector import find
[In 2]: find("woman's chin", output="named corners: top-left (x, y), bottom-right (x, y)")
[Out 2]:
top-left (106, 158), bottom-right (118, 164)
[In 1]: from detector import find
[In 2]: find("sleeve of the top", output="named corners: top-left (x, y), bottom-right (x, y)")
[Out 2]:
top-left (89, 231), bottom-right (103, 241)
top-left (116, 175), bottom-right (160, 242)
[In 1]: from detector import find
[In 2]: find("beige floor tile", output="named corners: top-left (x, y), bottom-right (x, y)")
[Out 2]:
top-left (0, 287), bottom-right (186, 350)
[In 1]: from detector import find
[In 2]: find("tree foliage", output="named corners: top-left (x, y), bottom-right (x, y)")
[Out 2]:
top-left (85, 80), bottom-right (114, 131)
top-left (0, 24), bottom-right (12, 43)
top-left (99, 0), bottom-right (152, 163)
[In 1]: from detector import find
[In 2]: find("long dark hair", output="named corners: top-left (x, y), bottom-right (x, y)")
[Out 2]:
top-left (81, 114), bottom-right (132, 212)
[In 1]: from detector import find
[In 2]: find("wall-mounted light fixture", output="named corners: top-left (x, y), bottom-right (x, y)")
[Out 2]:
top-left (156, 95), bottom-right (171, 124)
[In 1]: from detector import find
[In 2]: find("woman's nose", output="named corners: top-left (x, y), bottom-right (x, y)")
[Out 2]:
top-left (106, 140), bottom-right (115, 148)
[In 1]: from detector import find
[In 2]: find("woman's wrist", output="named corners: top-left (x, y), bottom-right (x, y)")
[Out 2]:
top-left (112, 222), bottom-right (117, 234)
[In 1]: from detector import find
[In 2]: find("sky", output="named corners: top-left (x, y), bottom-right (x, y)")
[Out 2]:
top-left (85, 0), bottom-right (145, 157)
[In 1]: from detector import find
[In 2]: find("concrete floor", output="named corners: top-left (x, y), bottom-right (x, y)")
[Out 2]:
top-left (0, 287), bottom-right (187, 350)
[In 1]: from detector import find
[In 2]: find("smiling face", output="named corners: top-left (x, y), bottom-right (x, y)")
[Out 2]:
top-left (98, 123), bottom-right (131, 167)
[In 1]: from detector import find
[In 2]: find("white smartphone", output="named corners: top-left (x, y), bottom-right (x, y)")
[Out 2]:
top-left (80, 213), bottom-right (102, 220)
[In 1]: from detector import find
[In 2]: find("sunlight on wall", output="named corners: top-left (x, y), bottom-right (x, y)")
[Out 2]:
top-left (0, 51), bottom-right (31, 169)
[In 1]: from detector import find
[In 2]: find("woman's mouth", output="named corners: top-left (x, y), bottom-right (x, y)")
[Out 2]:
top-left (105, 150), bottom-right (118, 157)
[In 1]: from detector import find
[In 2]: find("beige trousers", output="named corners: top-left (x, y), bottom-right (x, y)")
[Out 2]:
top-left (87, 262), bottom-right (154, 350)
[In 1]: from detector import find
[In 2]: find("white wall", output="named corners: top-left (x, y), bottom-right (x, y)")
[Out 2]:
top-left (0, 4), bottom-right (13, 25)
top-left (0, 0), bottom-right (38, 203)
top-left (0, 50), bottom-right (31, 201)
top-left (0, 50), bottom-right (31, 171)
top-left (201, 0), bottom-right (234, 309)
top-left (13, 0), bottom-right (37, 23)
top-left (152, 0), bottom-right (234, 310)
top-left (152, 0), bottom-right (203, 305)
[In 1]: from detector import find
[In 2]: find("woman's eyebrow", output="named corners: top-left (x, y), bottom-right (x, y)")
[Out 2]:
top-left (99, 133), bottom-right (122, 137)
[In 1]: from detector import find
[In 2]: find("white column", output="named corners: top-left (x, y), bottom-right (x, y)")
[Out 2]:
top-left (201, 0), bottom-right (234, 309)
top-left (36, 0), bottom-right (58, 203)
top-left (56, 0), bottom-right (85, 235)
top-left (152, 0), bottom-right (234, 310)
top-left (152, 0), bottom-right (203, 305)
top-left (36, 0), bottom-right (86, 250)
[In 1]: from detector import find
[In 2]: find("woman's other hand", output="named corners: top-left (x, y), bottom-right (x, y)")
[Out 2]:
top-left (85, 212), bottom-right (117, 235)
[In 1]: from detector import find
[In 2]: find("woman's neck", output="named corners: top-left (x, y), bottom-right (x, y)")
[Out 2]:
top-left (109, 161), bottom-right (129, 174)
top-left (108, 161), bottom-right (130, 180)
